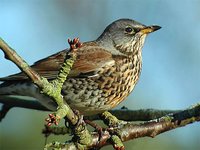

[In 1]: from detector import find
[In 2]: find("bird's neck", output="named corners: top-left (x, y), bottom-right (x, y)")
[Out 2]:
top-left (96, 37), bottom-right (128, 57)
top-left (97, 33), bottom-right (146, 58)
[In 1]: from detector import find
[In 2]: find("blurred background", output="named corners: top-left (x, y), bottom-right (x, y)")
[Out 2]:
top-left (0, 0), bottom-right (200, 149)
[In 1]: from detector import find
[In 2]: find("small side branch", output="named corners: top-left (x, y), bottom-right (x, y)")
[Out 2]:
top-left (0, 37), bottom-right (78, 125)
top-left (115, 103), bottom-right (200, 142)
top-left (0, 38), bottom-right (44, 87)
top-left (0, 96), bottom-right (180, 122)
top-left (47, 103), bottom-right (200, 149)
top-left (1, 37), bottom-right (199, 150)
top-left (0, 37), bottom-right (94, 149)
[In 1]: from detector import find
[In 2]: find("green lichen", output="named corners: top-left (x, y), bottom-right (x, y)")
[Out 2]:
top-left (74, 123), bottom-right (93, 150)
top-left (110, 135), bottom-right (124, 150)
top-left (101, 111), bottom-right (120, 127)
top-left (56, 55), bottom-right (76, 85)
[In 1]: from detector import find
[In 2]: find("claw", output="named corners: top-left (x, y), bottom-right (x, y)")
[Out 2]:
top-left (76, 115), bottom-right (85, 127)
top-left (84, 119), bottom-right (105, 146)
top-left (72, 109), bottom-right (85, 127)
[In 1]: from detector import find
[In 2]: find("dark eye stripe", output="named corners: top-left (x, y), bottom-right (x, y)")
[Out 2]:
top-left (125, 27), bottom-right (133, 33)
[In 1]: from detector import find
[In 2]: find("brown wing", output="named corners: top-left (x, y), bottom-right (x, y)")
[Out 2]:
top-left (0, 42), bottom-right (115, 81)
top-left (0, 49), bottom-right (67, 80)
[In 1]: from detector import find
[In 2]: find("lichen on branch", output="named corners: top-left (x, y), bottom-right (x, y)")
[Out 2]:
top-left (0, 37), bottom-right (94, 149)
top-left (0, 37), bottom-right (200, 150)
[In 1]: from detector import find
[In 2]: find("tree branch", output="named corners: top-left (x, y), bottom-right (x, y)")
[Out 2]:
top-left (0, 95), bottom-right (180, 121)
top-left (45, 103), bottom-right (200, 149)
top-left (1, 37), bottom-right (199, 149)
top-left (0, 37), bottom-right (94, 149)
top-left (0, 37), bottom-right (79, 125)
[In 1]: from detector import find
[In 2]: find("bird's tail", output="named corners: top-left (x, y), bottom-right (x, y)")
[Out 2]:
top-left (0, 81), bottom-right (31, 95)
top-left (0, 81), bottom-right (57, 111)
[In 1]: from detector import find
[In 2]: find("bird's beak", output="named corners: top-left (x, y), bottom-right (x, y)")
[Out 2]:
top-left (140, 25), bottom-right (161, 34)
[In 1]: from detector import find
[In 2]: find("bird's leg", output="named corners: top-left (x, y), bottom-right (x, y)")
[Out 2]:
top-left (68, 109), bottom-right (85, 128)
top-left (71, 110), bottom-right (104, 143)
top-left (84, 119), bottom-right (103, 131)
top-left (84, 119), bottom-right (104, 135)
top-left (84, 118), bottom-right (106, 148)
top-left (75, 113), bottom-right (85, 128)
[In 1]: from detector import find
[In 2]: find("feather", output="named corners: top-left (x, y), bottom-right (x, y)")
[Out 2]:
top-left (0, 42), bottom-right (115, 81)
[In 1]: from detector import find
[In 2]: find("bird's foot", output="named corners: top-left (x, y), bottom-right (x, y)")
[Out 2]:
top-left (76, 114), bottom-right (85, 127)
top-left (70, 109), bottom-right (86, 128)
top-left (84, 119), bottom-right (104, 137)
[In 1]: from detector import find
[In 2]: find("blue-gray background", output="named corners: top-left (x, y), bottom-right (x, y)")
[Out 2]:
top-left (0, 0), bottom-right (200, 149)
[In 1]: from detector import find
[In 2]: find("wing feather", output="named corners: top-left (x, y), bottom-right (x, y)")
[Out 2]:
top-left (0, 42), bottom-right (115, 81)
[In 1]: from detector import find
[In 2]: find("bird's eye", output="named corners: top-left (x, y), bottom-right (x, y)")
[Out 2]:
top-left (125, 27), bottom-right (133, 33)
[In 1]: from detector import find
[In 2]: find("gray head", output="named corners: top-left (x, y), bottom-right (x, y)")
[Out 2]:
top-left (97, 18), bottom-right (161, 55)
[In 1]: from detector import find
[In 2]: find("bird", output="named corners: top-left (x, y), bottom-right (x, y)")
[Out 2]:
top-left (0, 18), bottom-right (161, 116)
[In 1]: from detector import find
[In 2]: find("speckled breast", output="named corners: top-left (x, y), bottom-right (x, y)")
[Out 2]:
top-left (62, 55), bottom-right (142, 115)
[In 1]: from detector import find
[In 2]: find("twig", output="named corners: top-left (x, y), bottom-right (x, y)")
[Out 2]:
top-left (0, 37), bottom-right (78, 125)
top-left (0, 37), bottom-right (93, 149)
top-left (0, 96), bottom-right (47, 111)
top-left (46, 103), bottom-right (200, 149)
top-left (0, 95), bottom-right (180, 121)
top-left (1, 37), bottom-right (200, 149)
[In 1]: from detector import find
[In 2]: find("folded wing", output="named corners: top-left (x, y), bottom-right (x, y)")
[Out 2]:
top-left (0, 43), bottom-right (115, 81)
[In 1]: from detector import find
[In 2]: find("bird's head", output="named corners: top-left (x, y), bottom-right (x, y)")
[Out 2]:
top-left (97, 18), bottom-right (161, 55)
